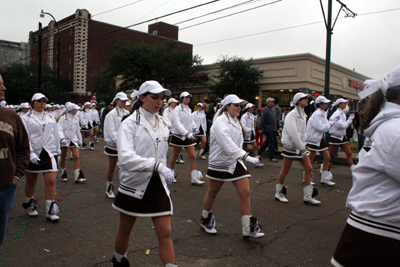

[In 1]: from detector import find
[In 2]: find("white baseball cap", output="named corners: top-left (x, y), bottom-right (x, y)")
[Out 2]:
top-left (46, 104), bottom-right (52, 108)
top-left (332, 98), bottom-right (348, 107)
top-left (197, 103), bottom-right (203, 107)
top-left (67, 104), bottom-right (80, 112)
top-left (139, 81), bottom-right (171, 96)
top-left (180, 91), bottom-right (192, 98)
top-left (130, 90), bottom-right (139, 100)
top-left (266, 97), bottom-right (275, 104)
top-left (245, 103), bottom-right (254, 109)
top-left (167, 98), bottom-right (178, 105)
top-left (221, 94), bottom-right (247, 106)
top-left (293, 92), bottom-right (309, 104)
top-left (126, 101), bottom-right (132, 106)
top-left (31, 93), bottom-right (48, 102)
top-left (315, 95), bottom-right (331, 105)
top-left (19, 102), bottom-right (30, 109)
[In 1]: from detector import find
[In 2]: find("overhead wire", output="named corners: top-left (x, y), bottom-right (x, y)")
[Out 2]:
top-left (92, 0), bottom-right (143, 17)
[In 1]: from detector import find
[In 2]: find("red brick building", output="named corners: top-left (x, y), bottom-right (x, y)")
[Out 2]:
top-left (29, 9), bottom-right (193, 103)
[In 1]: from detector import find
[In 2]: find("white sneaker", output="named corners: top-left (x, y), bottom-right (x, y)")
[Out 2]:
top-left (200, 210), bottom-right (217, 235)
top-left (60, 169), bottom-right (68, 182)
top-left (89, 142), bottom-right (94, 151)
top-left (74, 169), bottom-right (86, 183)
top-left (106, 183), bottom-right (115, 199)
top-left (46, 200), bottom-right (60, 221)
top-left (176, 158), bottom-right (185, 164)
top-left (22, 197), bottom-right (38, 217)
top-left (303, 171), bottom-right (315, 185)
top-left (199, 155), bottom-right (207, 160)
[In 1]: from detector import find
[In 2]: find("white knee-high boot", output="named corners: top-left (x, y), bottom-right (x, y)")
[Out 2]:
top-left (191, 170), bottom-right (204, 185)
top-left (242, 215), bottom-right (265, 239)
top-left (303, 185), bottom-right (321, 205)
top-left (46, 200), bottom-right (60, 221)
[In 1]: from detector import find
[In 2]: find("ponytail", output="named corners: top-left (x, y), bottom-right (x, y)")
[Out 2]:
top-left (360, 90), bottom-right (385, 135)
top-left (122, 93), bottom-right (149, 122)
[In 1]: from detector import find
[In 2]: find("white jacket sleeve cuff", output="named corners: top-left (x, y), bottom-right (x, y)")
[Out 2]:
top-left (155, 162), bottom-right (164, 173)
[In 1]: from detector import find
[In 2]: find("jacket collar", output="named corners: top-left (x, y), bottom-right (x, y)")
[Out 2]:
top-left (223, 112), bottom-right (241, 130)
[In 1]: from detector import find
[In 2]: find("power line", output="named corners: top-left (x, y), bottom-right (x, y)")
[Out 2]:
top-left (92, 0), bottom-right (143, 17)
top-left (181, 0), bottom-right (282, 30)
top-left (134, 0), bottom-right (172, 24)
top-left (194, 7), bottom-right (400, 47)
top-left (174, 0), bottom-right (259, 25)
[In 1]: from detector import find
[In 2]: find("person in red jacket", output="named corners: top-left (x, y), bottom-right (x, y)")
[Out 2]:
top-left (0, 74), bottom-right (30, 247)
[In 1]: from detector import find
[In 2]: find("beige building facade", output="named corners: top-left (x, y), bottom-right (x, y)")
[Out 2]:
top-left (178, 53), bottom-right (369, 111)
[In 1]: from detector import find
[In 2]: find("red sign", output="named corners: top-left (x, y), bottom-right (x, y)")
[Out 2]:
top-left (349, 79), bottom-right (364, 91)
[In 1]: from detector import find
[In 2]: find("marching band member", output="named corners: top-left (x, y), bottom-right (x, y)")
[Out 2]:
top-left (58, 103), bottom-right (85, 183)
top-left (169, 92), bottom-right (203, 185)
top-left (163, 98), bottom-right (184, 164)
top-left (240, 103), bottom-right (264, 166)
top-left (79, 102), bottom-right (94, 150)
top-left (192, 103), bottom-right (207, 160)
top-left (18, 102), bottom-right (30, 117)
top-left (328, 98), bottom-right (355, 169)
top-left (91, 103), bottom-right (100, 142)
top-left (103, 92), bottom-right (129, 199)
top-left (275, 93), bottom-right (320, 205)
top-left (306, 96), bottom-right (336, 186)
top-left (200, 94), bottom-right (264, 239)
top-left (331, 65), bottom-right (400, 267)
top-left (111, 81), bottom-right (177, 267)
top-left (22, 93), bottom-right (61, 221)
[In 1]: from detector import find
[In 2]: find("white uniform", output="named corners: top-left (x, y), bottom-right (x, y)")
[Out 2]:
top-left (170, 104), bottom-right (197, 141)
top-left (79, 110), bottom-right (93, 131)
top-left (115, 107), bottom-right (171, 201)
top-left (306, 108), bottom-right (330, 146)
top-left (58, 113), bottom-right (82, 147)
top-left (162, 106), bottom-right (174, 125)
top-left (22, 110), bottom-right (60, 172)
top-left (281, 107), bottom-right (308, 155)
top-left (240, 112), bottom-right (255, 142)
top-left (346, 102), bottom-right (400, 241)
top-left (208, 112), bottom-right (248, 175)
top-left (104, 106), bottom-right (129, 151)
top-left (91, 108), bottom-right (100, 126)
top-left (329, 108), bottom-right (353, 140)
top-left (192, 109), bottom-right (207, 136)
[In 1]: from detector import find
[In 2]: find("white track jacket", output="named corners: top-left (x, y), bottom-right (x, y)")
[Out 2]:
top-left (240, 112), bottom-right (255, 141)
top-left (192, 109), bottom-right (207, 134)
top-left (104, 107), bottom-right (129, 150)
top-left (346, 102), bottom-right (400, 240)
top-left (208, 112), bottom-right (248, 174)
top-left (22, 111), bottom-right (60, 158)
top-left (329, 108), bottom-right (353, 139)
top-left (117, 108), bottom-right (170, 200)
top-left (306, 108), bottom-right (330, 146)
top-left (170, 104), bottom-right (197, 140)
top-left (281, 107), bottom-right (307, 153)
top-left (58, 113), bottom-right (82, 146)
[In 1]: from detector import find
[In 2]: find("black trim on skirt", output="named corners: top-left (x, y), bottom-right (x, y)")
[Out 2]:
top-left (26, 149), bottom-right (58, 172)
top-left (329, 136), bottom-right (349, 145)
top-left (170, 135), bottom-right (196, 147)
top-left (105, 147), bottom-right (118, 156)
top-left (207, 162), bottom-right (250, 181)
top-left (307, 138), bottom-right (328, 151)
top-left (244, 132), bottom-right (256, 144)
top-left (113, 173), bottom-right (171, 215)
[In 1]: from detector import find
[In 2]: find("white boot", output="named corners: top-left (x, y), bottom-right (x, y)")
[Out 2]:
top-left (191, 170), bottom-right (204, 185)
top-left (320, 164), bottom-right (323, 174)
top-left (106, 182), bottom-right (115, 199)
top-left (46, 200), bottom-right (60, 221)
top-left (321, 171), bottom-right (335, 186)
top-left (199, 149), bottom-right (206, 160)
top-left (303, 171), bottom-right (315, 185)
top-left (74, 169), bottom-right (86, 183)
top-left (274, 184), bottom-right (289, 203)
top-left (200, 210), bottom-right (217, 235)
top-left (303, 185), bottom-right (321, 205)
top-left (165, 264), bottom-right (178, 267)
top-left (172, 169), bottom-right (177, 183)
top-left (242, 215), bottom-right (265, 239)
top-left (22, 196), bottom-right (38, 217)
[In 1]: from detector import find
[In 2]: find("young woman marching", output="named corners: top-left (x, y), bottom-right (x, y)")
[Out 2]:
top-left (18, 102), bottom-right (30, 117)
top-left (90, 103), bottom-right (100, 142)
top-left (58, 103), bottom-right (86, 183)
top-left (111, 81), bottom-right (177, 267)
top-left (79, 102), bottom-right (94, 151)
top-left (163, 98), bottom-right (184, 164)
top-left (22, 93), bottom-right (61, 221)
top-left (328, 98), bottom-right (355, 169)
top-left (241, 103), bottom-right (264, 167)
top-left (169, 92), bottom-right (203, 185)
top-left (192, 103), bottom-right (208, 160)
top-left (103, 92), bottom-right (129, 199)
top-left (331, 66), bottom-right (400, 267)
top-left (200, 95), bottom-right (265, 239)
top-left (306, 96), bottom-right (336, 186)
top-left (275, 93), bottom-right (320, 205)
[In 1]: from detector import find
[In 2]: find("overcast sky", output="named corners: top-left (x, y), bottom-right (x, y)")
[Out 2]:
top-left (1, 0), bottom-right (400, 80)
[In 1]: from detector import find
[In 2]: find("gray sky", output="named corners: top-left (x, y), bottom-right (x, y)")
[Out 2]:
top-left (1, 0), bottom-right (400, 79)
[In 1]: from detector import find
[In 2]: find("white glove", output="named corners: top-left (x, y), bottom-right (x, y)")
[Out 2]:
top-left (30, 153), bottom-right (41, 165)
top-left (246, 156), bottom-right (260, 166)
top-left (348, 113), bottom-right (355, 120)
top-left (300, 149), bottom-right (310, 159)
top-left (60, 139), bottom-right (68, 147)
top-left (187, 133), bottom-right (195, 140)
top-left (160, 166), bottom-right (175, 185)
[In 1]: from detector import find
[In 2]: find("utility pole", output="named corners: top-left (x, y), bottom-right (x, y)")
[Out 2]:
top-left (320, 0), bottom-right (356, 99)
top-left (38, 22), bottom-right (42, 92)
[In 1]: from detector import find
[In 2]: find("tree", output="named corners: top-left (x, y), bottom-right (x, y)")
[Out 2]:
top-left (210, 56), bottom-right (263, 103)
top-left (0, 61), bottom-right (69, 104)
top-left (93, 40), bottom-right (205, 98)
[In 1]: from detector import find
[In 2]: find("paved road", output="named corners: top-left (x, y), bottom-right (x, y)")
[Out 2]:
top-left (0, 140), bottom-right (353, 266)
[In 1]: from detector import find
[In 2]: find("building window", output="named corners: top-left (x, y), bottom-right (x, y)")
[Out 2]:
top-left (69, 57), bottom-right (71, 65)
top-left (69, 43), bottom-right (72, 50)
top-left (69, 72), bottom-right (71, 79)
top-left (153, 30), bottom-right (158, 35)
top-left (69, 28), bottom-right (72, 35)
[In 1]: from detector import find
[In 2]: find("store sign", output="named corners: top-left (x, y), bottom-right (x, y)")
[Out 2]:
top-left (349, 79), bottom-right (364, 90)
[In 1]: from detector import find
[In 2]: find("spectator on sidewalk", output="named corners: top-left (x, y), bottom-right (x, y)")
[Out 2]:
top-left (258, 98), bottom-right (280, 162)
top-left (0, 74), bottom-right (30, 247)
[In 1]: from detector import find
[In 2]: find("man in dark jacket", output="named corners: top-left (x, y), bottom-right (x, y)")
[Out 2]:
top-left (0, 74), bottom-right (30, 247)
top-left (258, 98), bottom-right (280, 162)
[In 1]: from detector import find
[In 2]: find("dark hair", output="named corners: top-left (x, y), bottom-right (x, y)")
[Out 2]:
top-left (122, 92), bottom-right (151, 121)
top-left (360, 86), bottom-right (400, 134)
top-left (203, 98), bottom-right (210, 104)
top-left (209, 94), bottom-right (217, 103)
top-left (273, 96), bottom-right (280, 104)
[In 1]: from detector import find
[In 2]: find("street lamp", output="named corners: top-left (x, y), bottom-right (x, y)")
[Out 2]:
top-left (40, 9), bottom-right (60, 103)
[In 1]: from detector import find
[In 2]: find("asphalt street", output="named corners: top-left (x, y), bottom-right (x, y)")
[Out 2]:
top-left (0, 140), bottom-right (354, 267)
